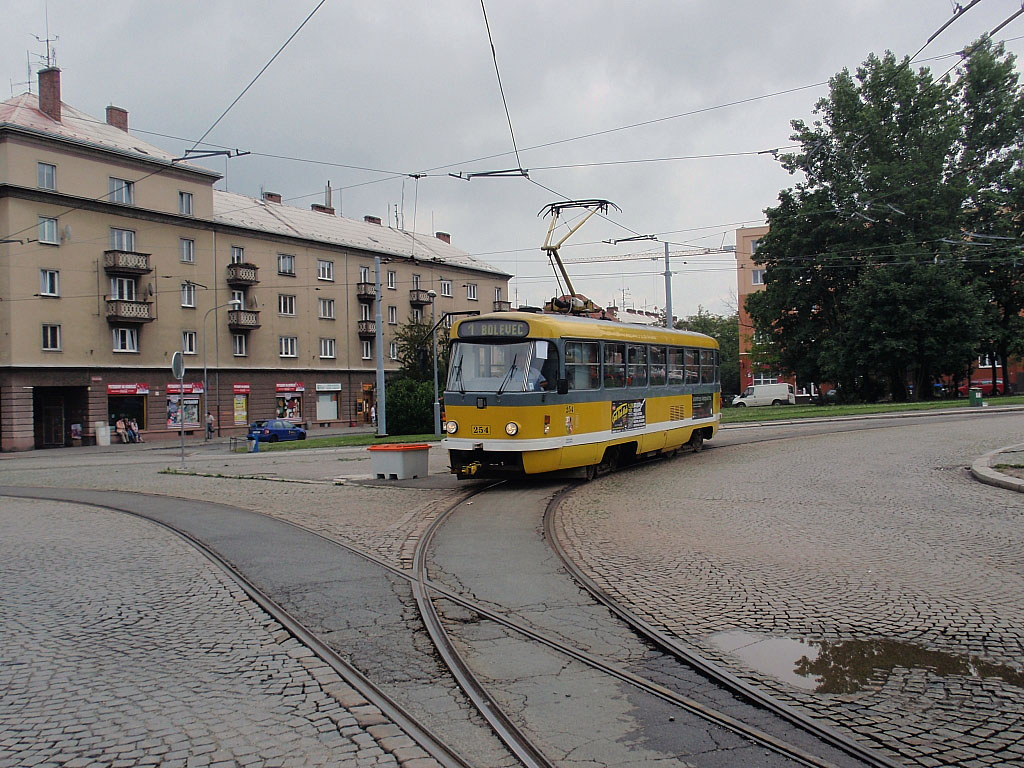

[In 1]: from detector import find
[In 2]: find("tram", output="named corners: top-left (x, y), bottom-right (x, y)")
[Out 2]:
top-left (442, 311), bottom-right (721, 478)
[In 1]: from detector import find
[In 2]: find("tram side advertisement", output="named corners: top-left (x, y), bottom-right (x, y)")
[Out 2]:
top-left (612, 399), bottom-right (646, 432)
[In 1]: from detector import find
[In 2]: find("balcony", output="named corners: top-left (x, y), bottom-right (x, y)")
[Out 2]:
top-left (225, 262), bottom-right (260, 286)
top-left (409, 288), bottom-right (431, 306)
top-left (105, 299), bottom-right (154, 323)
top-left (356, 282), bottom-right (376, 302)
top-left (103, 250), bottom-right (152, 275)
top-left (493, 300), bottom-right (512, 312)
top-left (357, 320), bottom-right (376, 338)
top-left (227, 309), bottom-right (261, 330)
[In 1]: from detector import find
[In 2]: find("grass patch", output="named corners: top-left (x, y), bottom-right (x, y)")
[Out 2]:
top-left (239, 432), bottom-right (439, 452)
top-left (721, 395), bottom-right (1024, 424)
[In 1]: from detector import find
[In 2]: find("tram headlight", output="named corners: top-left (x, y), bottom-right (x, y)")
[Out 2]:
top-left (504, 421), bottom-right (519, 436)
top-left (445, 420), bottom-right (458, 435)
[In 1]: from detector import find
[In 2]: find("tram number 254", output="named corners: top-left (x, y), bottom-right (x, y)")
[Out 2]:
top-left (472, 425), bottom-right (490, 435)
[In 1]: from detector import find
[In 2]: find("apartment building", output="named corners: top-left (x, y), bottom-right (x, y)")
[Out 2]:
top-left (0, 68), bottom-right (511, 451)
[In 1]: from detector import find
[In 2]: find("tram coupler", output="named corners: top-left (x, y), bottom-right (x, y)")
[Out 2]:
top-left (456, 461), bottom-right (482, 478)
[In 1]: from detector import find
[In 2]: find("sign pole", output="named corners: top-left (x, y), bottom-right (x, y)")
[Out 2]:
top-left (171, 351), bottom-right (186, 469)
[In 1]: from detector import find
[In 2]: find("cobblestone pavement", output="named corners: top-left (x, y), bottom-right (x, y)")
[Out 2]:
top-left (555, 412), bottom-right (1024, 767)
top-left (0, 497), bottom-right (439, 768)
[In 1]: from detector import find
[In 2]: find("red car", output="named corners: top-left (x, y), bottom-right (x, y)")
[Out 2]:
top-left (958, 380), bottom-right (1004, 396)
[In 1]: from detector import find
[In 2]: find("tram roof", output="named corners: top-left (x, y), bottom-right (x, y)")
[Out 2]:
top-left (449, 311), bottom-right (719, 348)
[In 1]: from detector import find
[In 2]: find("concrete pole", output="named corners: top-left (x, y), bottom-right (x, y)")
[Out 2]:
top-left (374, 256), bottom-right (386, 436)
top-left (664, 240), bottom-right (673, 329)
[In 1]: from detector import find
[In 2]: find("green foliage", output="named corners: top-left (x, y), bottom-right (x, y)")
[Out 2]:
top-left (393, 316), bottom-right (448, 385)
top-left (747, 43), bottom-right (1021, 401)
top-left (384, 377), bottom-right (435, 435)
top-left (673, 307), bottom-right (740, 398)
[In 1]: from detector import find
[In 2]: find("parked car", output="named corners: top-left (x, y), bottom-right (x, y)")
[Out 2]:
top-left (248, 419), bottom-right (306, 442)
top-left (732, 383), bottom-right (796, 407)
top-left (958, 380), bottom-right (1004, 396)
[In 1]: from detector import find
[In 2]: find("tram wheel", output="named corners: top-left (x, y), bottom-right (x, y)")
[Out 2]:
top-left (689, 432), bottom-right (704, 453)
top-left (584, 463), bottom-right (599, 481)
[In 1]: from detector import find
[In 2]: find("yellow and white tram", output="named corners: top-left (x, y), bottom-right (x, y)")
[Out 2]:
top-left (442, 311), bottom-right (721, 478)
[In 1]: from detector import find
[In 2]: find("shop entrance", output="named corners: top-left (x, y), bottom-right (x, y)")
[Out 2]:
top-left (33, 387), bottom-right (89, 448)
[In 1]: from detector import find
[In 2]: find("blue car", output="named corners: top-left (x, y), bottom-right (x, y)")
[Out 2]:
top-left (248, 419), bottom-right (306, 442)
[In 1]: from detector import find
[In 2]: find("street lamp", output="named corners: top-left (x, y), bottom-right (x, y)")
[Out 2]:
top-left (203, 298), bottom-right (241, 439)
top-left (428, 289), bottom-right (441, 437)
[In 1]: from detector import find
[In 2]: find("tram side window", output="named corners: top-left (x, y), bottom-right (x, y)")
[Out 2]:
top-left (565, 341), bottom-right (600, 390)
top-left (700, 349), bottom-right (715, 384)
top-left (714, 349), bottom-right (721, 383)
top-left (667, 347), bottom-right (685, 384)
top-left (627, 344), bottom-right (648, 387)
top-left (685, 349), bottom-right (700, 384)
top-left (650, 346), bottom-right (667, 385)
top-left (603, 342), bottom-right (626, 388)
top-left (527, 340), bottom-right (559, 391)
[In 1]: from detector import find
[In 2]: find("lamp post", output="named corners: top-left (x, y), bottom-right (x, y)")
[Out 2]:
top-left (428, 289), bottom-right (440, 437)
top-left (203, 298), bottom-right (241, 440)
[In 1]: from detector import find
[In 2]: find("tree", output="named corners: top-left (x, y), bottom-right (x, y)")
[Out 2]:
top-left (384, 377), bottom-right (434, 435)
top-left (393, 315), bottom-right (449, 386)
top-left (747, 49), bottom-right (995, 401)
top-left (673, 308), bottom-right (740, 399)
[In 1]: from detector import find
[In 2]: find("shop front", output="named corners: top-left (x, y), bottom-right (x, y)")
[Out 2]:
top-left (167, 382), bottom-right (203, 430)
top-left (107, 383), bottom-right (149, 430)
top-left (233, 383), bottom-right (250, 425)
top-left (276, 382), bottom-right (304, 423)
top-left (315, 382), bottom-right (341, 422)
top-left (33, 386), bottom-right (89, 448)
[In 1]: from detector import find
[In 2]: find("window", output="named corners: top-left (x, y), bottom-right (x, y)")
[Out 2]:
top-left (277, 253), bottom-right (295, 275)
top-left (279, 336), bottom-right (297, 358)
top-left (684, 349), bottom-right (700, 384)
top-left (110, 228), bottom-right (135, 251)
top-left (319, 338), bottom-right (336, 359)
top-left (387, 270), bottom-right (396, 289)
top-left (495, 286), bottom-right (503, 302)
top-left (699, 349), bottom-right (715, 384)
top-left (750, 238), bottom-right (761, 254)
top-left (231, 289), bottom-right (244, 308)
top-left (109, 177), bottom-right (134, 204)
top-left (40, 269), bottom-right (60, 297)
top-left (466, 283), bottom-right (478, 300)
top-left (181, 282), bottom-right (196, 307)
top-left (37, 162), bottom-right (56, 190)
top-left (38, 217), bottom-right (59, 245)
top-left (361, 303), bottom-right (372, 321)
top-left (668, 347), bottom-right (686, 384)
top-left (318, 297), bottom-right (335, 319)
top-left (110, 277), bottom-right (136, 301)
top-left (318, 260), bottom-right (334, 281)
top-left (112, 327), bottom-right (138, 352)
top-left (178, 191), bottom-right (193, 216)
top-left (42, 324), bottom-right (61, 351)
top-left (389, 341), bottom-right (398, 360)
top-left (182, 330), bottom-right (197, 355)
top-left (179, 238), bottom-right (194, 263)
top-left (565, 341), bottom-right (600, 390)
top-left (753, 372), bottom-right (778, 386)
top-left (232, 333), bottom-right (247, 357)
top-left (230, 246), bottom-right (245, 264)
top-left (603, 342), bottom-right (626, 388)
top-left (627, 344), bottom-right (648, 387)
top-left (412, 308), bottom-right (422, 323)
top-left (751, 269), bottom-right (765, 286)
top-left (440, 279), bottom-right (452, 297)
top-left (387, 305), bottom-right (397, 324)
top-left (412, 274), bottom-right (421, 289)
top-left (362, 340), bottom-right (372, 360)
top-left (649, 346), bottom-right (667, 386)
top-left (978, 354), bottom-right (996, 368)
top-left (359, 265), bottom-right (371, 283)
top-left (278, 294), bottom-right (296, 316)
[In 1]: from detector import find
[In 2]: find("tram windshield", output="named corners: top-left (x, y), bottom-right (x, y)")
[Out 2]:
top-left (448, 340), bottom-right (558, 393)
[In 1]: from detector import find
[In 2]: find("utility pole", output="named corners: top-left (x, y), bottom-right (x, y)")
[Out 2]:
top-left (664, 241), bottom-right (672, 329)
top-left (374, 256), bottom-right (386, 436)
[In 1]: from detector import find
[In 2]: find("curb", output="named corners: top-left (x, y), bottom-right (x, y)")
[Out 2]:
top-left (721, 403), bottom-right (1024, 431)
top-left (970, 443), bottom-right (1024, 494)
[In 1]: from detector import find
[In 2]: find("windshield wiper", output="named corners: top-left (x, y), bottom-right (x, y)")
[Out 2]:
top-left (453, 360), bottom-right (466, 395)
top-left (496, 354), bottom-right (519, 396)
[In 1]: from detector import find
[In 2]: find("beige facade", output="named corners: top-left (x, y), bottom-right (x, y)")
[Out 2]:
top-left (0, 69), bottom-right (510, 450)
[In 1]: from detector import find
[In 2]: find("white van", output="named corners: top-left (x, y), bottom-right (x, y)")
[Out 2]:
top-left (732, 383), bottom-right (795, 407)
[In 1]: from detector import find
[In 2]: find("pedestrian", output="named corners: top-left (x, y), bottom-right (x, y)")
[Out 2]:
top-left (370, 403), bottom-right (376, 426)
top-left (114, 416), bottom-right (129, 444)
top-left (206, 411), bottom-right (215, 439)
top-left (129, 417), bottom-right (144, 443)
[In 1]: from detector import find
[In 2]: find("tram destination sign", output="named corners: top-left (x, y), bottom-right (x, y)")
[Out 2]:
top-left (457, 319), bottom-right (529, 339)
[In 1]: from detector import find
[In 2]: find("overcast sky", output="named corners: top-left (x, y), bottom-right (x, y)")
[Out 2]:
top-left (5, 1), bottom-right (1023, 317)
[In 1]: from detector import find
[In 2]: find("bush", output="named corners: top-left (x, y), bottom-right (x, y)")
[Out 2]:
top-left (384, 377), bottom-right (434, 435)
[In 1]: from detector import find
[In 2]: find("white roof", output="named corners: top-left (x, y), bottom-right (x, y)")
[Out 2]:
top-left (213, 190), bottom-right (509, 276)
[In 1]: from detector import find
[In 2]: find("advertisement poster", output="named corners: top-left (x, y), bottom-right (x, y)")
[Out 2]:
top-left (275, 383), bottom-right (304, 422)
top-left (167, 395), bottom-right (200, 428)
top-left (611, 399), bottom-right (646, 432)
top-left (233, 394), bottom-right (248, 424)
top-left (692, 394), bottom-right (713, 419)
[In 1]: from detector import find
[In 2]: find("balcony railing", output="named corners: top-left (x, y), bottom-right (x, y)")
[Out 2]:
top-left (105, 299), bottom-right (154, 323)
top-left (227, 309), bottom-right (261, 330)
top-left (357, 320), bottom-right (376, 337)
top-left (356, 282), bottom-right (376, 302)
top-left (493, 300), bottom-right (512, 312)
top-left (225, 262), bottom-right (260, 286)
top-left (409, 288), bottom-right (431, 306)
top-left (103, 250), bottom-right (152, 275)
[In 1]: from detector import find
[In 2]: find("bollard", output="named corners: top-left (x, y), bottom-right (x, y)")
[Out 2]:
top-left (248, 437), bottom-right (258, 453)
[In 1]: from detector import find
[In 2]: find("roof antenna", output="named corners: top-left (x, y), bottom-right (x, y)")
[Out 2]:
top-left (32, 3), bottom-right (59, 70)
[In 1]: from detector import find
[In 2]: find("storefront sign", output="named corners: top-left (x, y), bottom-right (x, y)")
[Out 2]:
top-left (107, 383), bottom-right (149, 395)
top-left (166, 382), bottom-right (204, 394)
top-left (233, 383), bottom-right (250, 394)
top-left (276, 382), bottom-right (305, 393)
top-left (315, 382), bottom-right (342, 391)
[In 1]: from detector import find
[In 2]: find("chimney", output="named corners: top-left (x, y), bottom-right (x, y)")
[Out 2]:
top-left (105, 105), bottom-right (129, 132)
top-left (311, 203), bottom-right (335, 215)
top-left (38, 67), bottom-right (61, 123)
top-left (364, 215), bottom-right (382, 226)
top-left (435, 231), bottom-right (451, 244)
top-left (263, 191), bottom-right (282, 203)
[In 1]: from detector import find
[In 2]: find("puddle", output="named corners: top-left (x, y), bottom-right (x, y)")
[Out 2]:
top-left (710, 630), bottom-right (1024, 694)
